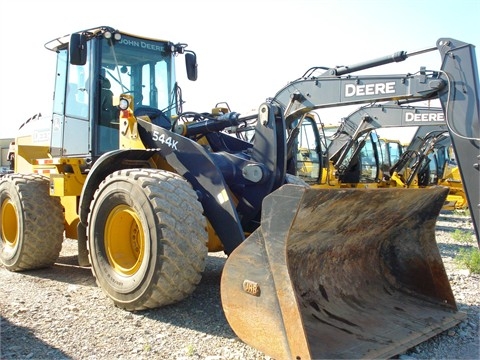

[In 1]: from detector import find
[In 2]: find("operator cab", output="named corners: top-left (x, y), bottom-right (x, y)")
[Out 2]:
top-left (291, 114), bottom-right (324, 184)
top-left (45, 26), bottom-right (197, 161)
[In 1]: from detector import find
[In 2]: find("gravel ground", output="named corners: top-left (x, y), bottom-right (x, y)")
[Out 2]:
top-left (0, 210), bottom-right (478, 360)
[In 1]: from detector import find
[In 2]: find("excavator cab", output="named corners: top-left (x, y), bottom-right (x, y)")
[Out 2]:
top-left (290, 114), bottom-right (386, 187)
top-left (288, 113), bottom-right (325, 184)
top-left (379, 137), bottom-right (404, 174)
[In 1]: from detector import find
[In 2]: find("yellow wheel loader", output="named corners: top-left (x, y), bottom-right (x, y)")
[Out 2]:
top-left (0, 27), bottom-right (479, 359)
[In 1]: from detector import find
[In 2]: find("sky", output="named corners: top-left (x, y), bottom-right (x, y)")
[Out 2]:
top-left (0, 0), bottom-right (479, 142)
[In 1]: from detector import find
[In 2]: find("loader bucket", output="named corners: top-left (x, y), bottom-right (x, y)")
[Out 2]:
top-left (221, 185), bottom-right (465, 360)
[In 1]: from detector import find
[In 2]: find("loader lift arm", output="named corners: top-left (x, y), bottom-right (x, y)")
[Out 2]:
top-left (272, 38), bottom-right (480, 244)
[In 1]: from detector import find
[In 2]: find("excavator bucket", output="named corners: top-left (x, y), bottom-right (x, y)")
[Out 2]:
top-left (221, 185), bottom-right (465, 360)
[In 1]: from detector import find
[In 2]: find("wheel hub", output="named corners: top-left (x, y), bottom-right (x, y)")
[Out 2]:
top-left (1, 199), bottom-right (18, 248)
top-left (105, 205), bottom-right (145, 275)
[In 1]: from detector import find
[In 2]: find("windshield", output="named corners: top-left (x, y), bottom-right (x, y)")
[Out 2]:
top-left (101, 34), bottom-right (177, 118)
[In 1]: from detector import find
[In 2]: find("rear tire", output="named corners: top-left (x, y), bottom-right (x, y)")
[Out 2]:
top-left (87, 168), bottom-right (208, 311)
top-left (0, 174), bottom-right (64, 270)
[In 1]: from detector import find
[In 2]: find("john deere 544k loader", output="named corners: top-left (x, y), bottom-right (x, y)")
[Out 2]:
top-left (1, 26), bottom-right (479, 359)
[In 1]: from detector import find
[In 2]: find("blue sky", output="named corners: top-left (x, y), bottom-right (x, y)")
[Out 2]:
top-left (0, 0), bottom-right (478, 140)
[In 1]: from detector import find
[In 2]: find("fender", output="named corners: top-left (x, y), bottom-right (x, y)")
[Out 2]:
top-left (78, 145), bottom-right (246, 255)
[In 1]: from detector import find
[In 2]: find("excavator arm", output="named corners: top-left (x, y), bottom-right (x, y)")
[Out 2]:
top-left (436, 38), bottom-right (480, 239)
top-left (389, 128), bottom-right (450, 186)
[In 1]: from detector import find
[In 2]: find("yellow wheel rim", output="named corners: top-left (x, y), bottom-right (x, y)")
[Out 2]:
top-left (1, 199), bottom-right (18, 248)
top-left (105, 205), bottom-right (145, 276)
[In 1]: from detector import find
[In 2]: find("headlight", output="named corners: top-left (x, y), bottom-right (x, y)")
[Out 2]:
top-left (119, 97), bottom-right (129, 110)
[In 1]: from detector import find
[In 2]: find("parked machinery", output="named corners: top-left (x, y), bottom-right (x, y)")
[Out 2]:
top-left (291, 103), bottom-right (468, 209)
top-left (1, 27), bottom-right (478, 359)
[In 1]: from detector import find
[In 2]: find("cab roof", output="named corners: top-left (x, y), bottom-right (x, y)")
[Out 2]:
top-left (44, 26), bottom-right (171, 52)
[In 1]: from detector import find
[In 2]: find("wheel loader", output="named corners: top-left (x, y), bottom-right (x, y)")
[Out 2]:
top-left (1, 26), bottom-right (479, 359)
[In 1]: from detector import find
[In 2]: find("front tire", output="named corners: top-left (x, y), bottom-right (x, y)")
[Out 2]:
top-left (87, 168), bottom-right (208, 311)
top-left (0, 174), bottom-right (64, 270)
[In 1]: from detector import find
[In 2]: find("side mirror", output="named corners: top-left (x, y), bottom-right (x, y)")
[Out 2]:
top-left (70, 33), bottom-right (87, 66)
top-left (185, 52), bottom-right (198, 81)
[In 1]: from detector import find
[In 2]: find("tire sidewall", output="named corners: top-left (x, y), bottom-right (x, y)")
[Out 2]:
top-left (0, 177), bottom-right (24, 266)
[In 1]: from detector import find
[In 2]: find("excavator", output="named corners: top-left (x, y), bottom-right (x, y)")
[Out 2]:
top-left (0, 26), bottom-right (478, 359)
top-left (291, 102), bottom-right (468, 209)
top-left (329, 103), bottom-right (446, 185)
top-left (409, 129), bottom-right (468, 209)
top-left (290, 103), bottom-right (445, 185)
top-left (389, 125), bottom-right (467, 209)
